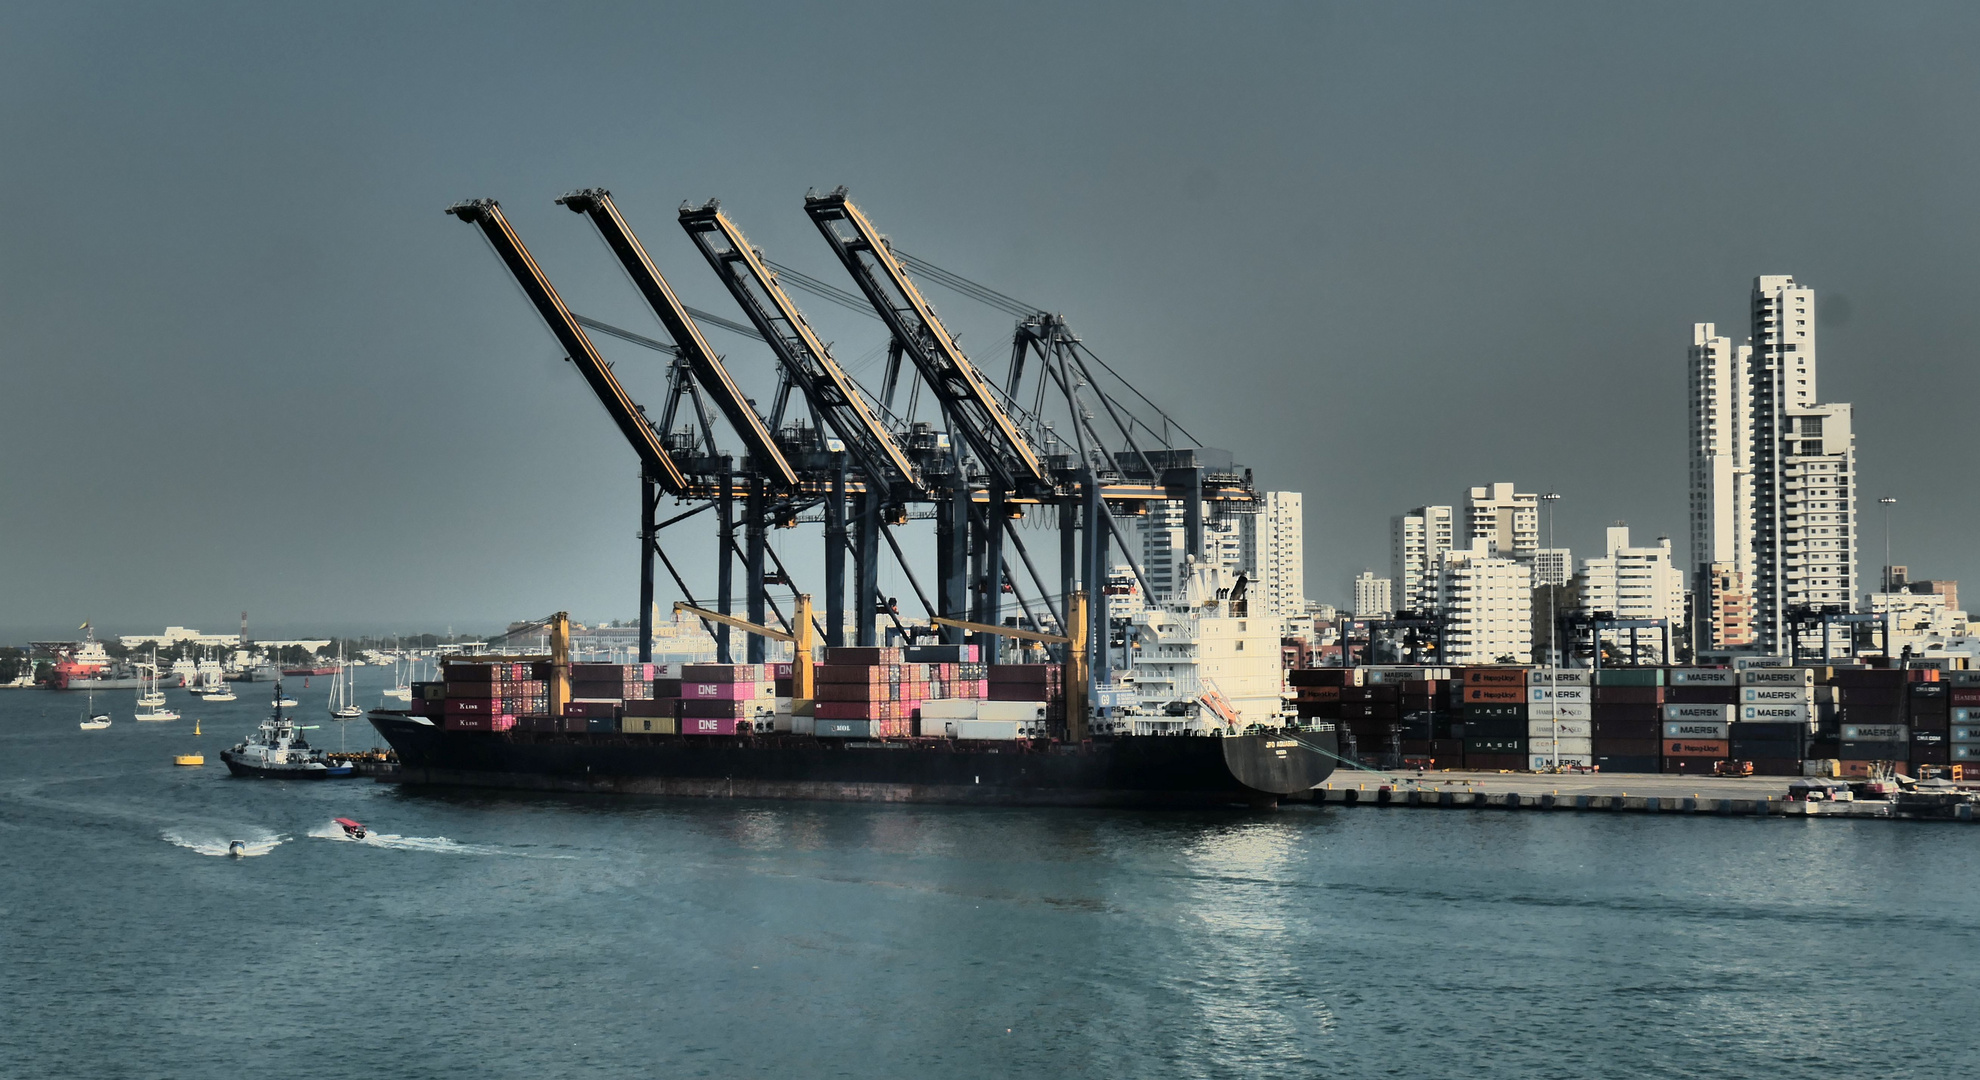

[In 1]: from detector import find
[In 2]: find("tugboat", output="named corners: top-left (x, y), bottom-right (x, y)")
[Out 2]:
top-left (220, 682), bottom-right (357, 779)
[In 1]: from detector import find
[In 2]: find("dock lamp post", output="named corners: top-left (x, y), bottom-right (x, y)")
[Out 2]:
top-left (1879, 496), bottom-right (1898, 593)
top-left (1541, 492), bottom-right (1562, 770)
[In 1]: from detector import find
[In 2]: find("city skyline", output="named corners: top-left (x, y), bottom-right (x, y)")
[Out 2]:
top-left (3, 5), bottom-right (1978, 639)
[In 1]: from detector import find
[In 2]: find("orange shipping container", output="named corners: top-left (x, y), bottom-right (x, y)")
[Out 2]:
top-left (1464, 686), bottom-right (1525, 704)
top-left (1463, 668), bottom-right (1529, 688)
top-left (1664, 739), bottom-right (1730, 757)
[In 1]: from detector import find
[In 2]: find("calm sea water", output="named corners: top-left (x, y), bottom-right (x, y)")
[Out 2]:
top-left (4, 669), bottom-right (1978, 1078)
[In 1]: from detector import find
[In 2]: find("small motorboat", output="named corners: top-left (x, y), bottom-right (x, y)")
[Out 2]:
top-left (227, 841), bottom-right (247, 857)
top-left (334, 817), bottom-right (367, 840)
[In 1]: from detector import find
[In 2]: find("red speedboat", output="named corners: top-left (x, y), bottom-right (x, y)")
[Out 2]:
top-left (333, 817), bottom-right (366, 840)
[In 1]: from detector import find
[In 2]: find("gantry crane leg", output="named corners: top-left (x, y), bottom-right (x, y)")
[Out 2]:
top-left (1083, 479), bottom-right (1112, 687)
top-left (717, 464), bottom-right (735, 664)
top-left (746, 474), bottom-right (767, 665)
top-left (982, 484), bottom-right (1005, 665)
top-left (1058, 501), bottom-right (1077, 661)
top-left (855, 493), bottom-right (880, 647)
top-left (639, 474), bottom-right (658, 663)
top-left (824, 459), bottom-right (847, 649)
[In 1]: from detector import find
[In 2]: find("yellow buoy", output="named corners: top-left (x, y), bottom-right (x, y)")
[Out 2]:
top-left (174, 754), bottom-right (204, 766)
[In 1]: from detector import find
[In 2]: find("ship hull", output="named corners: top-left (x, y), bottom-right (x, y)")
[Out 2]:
top-left (368, 713), bottom-right (1336, 808)
top-left (220, 751), bottom-right (338, 779)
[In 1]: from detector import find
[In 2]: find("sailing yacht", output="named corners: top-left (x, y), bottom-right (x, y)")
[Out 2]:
top-left (327, 644), bottom-right (361, 720)
top-left (79, 691), bottom-right (111, 730)
top-left (135, 654), bottom-right (181, 722)
top-left (199, 648), bottom-right (237, 701)
top-left (381, 640), bottom-right (412, 702)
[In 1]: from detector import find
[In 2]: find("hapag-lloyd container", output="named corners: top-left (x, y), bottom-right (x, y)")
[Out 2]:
top-left (1464, 685), bottom-right (1525, 703)
top-left (1741, 686), bottom-right (1812, 705)
top-left (1462, 668), bottom-right (1528, 688)
top-left (1664, 738), bottom-right (1730, 757)
top-left (1668, 668), bottom-right (1738, 686)
top-left (1663, 703), bottom-right (1733, 721)
top-left (1740, 668), bottom-right (1816, 687)
top-left (1664, 721), bottom-right (1731, 739)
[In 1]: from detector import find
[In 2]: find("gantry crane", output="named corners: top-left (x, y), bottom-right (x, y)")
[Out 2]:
top-left (558, 189), bottom-right (803, 664)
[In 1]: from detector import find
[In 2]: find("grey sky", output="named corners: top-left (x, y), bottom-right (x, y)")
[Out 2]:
top-left (3, 2), bottom-right (1976, 640)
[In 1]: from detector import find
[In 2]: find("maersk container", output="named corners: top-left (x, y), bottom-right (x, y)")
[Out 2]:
top-left (1742, 704), bottom-right (1813, 722)
top-left (1668, 668), bottom-right (1737, 686)
top-left (1664, 720), bottom-right (1731, 740)
top-left (1841, 724), bottom-right (1909, 742)
top-left (1741, 686), bottom-right (1813, 704)
top-left (1740, 668), bottom-right (1815, 687)
top-left (1534, 669), bottom-right (1591, 686)
top-left (1951, 726), bottom-right (1980, 743)
top-left (1732, 655), bottom-right (1792, 670)
top-left (1663, 703), bottom-right (1733, 722)
top-left (1529, 753), bottom-right (1594, 770)
top-left (1952, 744), bottom-right (1980, 761)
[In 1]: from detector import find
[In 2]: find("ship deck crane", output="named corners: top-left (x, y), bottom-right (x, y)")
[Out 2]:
top-left (674, 596), bottom-right (816, 715)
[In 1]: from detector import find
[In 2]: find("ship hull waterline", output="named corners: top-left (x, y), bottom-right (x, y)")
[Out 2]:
top-left (368, 713), bottom-right (1336, 809)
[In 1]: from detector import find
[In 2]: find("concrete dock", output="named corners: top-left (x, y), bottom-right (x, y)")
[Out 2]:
top-left (1298, 770), bottom-right (1979, 821)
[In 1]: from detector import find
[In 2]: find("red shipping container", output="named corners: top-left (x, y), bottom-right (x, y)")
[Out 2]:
top-left (1462, 668), bottom-right (1528, 688)
top-left (1464, 686), bottom-right (1525, 704)
top-left (445, 697), bottom-right (500, 715)
top-left (622, 698), bottom-right (676, 718)
top-left (443, 714), bottom-right (516, 731)
top-left (681, 716), bottom-right (744, 735)
top-left (1664, 739), bottom-right (1730, 757)
top-left (816, 700), bottom-right (881, 720)
top-left (562, 699), bottom-right (621, 719)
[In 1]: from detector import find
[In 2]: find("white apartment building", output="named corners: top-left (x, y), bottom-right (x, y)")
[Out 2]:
top-left (1780, 403), bottom-right (1857, 614)
top-left (1136, 500), bottom-right (1243, 603)
top-left (1390, 505), bottom-right (1454, 615)
top-left (1746, 275), bottom-right (1855, 650)
top-left (1533, 548), bottom-right (1573, 588)
top-left (1465, 483), bottom-right (1539, 559)
top-left (1437, 539), bottom-right (1533, 664)
top-left (1242, 491), bottom-right (1306, 620)
top-left (1576, 526), bottom-right (1686, 663)
top-left (1352, 572), bottom-right (1392, 617)
top-left (1861, 589), bottom-right (1972, 660)
top-left (1687, 322), bottom-right (1755, 650)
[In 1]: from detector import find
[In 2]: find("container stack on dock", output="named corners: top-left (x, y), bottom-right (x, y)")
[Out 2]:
top-left (1525, 670), bottom-right (1591, 770)
top-left (1951, 671), bottom-right (1980, 766)
top-left (1289, 666), bottom-right (1456, 767)
top-left (1460, 668), bottom-right (1527, 770)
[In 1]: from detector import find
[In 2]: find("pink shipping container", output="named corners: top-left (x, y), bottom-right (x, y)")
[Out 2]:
top-left (681, 716), bottom-right (744, 735)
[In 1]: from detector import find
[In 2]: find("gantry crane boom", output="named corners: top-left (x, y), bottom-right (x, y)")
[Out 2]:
top-left (446, 198), bottom-right (687, 493)
top-left (802, 189), bottom-right (1048, 491)
top-left (556, 190), bottom-right (798, 489)
top-left (678, 201), bottom-right (922, 493)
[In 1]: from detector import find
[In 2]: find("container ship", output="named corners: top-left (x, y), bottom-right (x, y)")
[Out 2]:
top-left (367, 588), bottom-right (1337, 809)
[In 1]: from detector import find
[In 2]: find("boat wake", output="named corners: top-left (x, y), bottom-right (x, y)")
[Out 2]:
top-left (305, 820), bottom-right (534, 856)
top-left (163, 829), bottom-right (285, 857)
